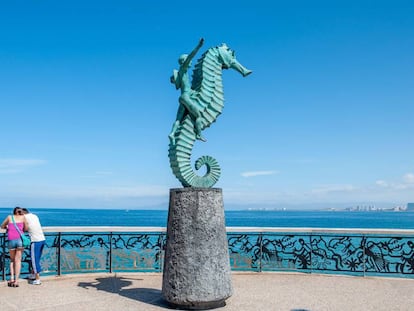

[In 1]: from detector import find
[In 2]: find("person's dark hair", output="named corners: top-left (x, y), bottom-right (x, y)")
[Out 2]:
top-left (22, 208), bottom-right (29, 214)
top-left (13, 207), bottom-right (23, 215)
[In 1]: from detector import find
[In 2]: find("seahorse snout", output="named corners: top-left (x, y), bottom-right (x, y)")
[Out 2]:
top-left (230, 58), bottom-right (252, 77)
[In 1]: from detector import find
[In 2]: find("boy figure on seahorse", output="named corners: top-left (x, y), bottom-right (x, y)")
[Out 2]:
top-left (169, 38), bottom-right (206, 144)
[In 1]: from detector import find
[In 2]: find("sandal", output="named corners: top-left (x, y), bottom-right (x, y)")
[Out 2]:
top-left (11, 282), bottom-right (19, 287)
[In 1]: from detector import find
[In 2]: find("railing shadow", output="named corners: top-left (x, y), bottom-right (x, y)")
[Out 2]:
top-left (78, 276), bottom-right (170, 308)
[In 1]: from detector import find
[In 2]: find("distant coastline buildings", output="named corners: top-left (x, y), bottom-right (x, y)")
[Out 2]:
top-left (244, 202), bottom-right (414, 212)
top-left (344, 203), bottom-right (414, 212)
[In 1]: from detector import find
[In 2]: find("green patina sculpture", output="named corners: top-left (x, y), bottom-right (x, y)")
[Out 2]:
top-left (168, 38), bottom-right (252, 188)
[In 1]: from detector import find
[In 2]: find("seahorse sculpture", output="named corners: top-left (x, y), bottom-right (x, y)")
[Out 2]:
top-left (168, 39), bottom-right (251, 188)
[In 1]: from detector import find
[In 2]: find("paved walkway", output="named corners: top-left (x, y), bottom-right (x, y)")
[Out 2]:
top-left (1, 272), bottom-right (414, 311)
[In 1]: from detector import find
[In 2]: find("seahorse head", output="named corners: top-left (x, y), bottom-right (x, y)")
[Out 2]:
top-left (217, 44), bottom-right (234, 69)
top-left (217, 44), bottom-right (252, 77)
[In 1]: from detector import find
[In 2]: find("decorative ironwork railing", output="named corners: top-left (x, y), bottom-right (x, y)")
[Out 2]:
top-left (1, 227), bottom-right (414, 280)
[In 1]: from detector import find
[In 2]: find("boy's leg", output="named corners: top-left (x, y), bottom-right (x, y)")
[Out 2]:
top-left (195, 116), bottom-right (206, 141)
top-left (169, 105), bottom-right (186, 144)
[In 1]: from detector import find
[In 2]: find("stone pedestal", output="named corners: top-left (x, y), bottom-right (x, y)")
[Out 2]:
top-left (162, 188), bottom-right (233, 310)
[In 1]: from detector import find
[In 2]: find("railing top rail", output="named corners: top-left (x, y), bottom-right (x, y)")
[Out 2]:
top-left (0, 226), bottom-right (167, 234)
top-left (226, 227), bottom-right (414, 235)
top-left (44, 226), bottom-right (167, 233)
top-left (2, 226), bottom-right (414, 235)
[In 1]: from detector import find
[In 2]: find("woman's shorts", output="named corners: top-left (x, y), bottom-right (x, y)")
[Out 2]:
top-left (8, 238), bottom-right (23, 250)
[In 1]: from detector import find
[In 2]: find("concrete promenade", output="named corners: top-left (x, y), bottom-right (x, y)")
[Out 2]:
top-left (1, 272), bottom-right (414, 311)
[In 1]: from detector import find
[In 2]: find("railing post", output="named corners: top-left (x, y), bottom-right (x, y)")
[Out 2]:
top-left (362, 235), bottom-right (366, 277)
top-left (109, 232), bottom-right (113, 273)
top-left (2, 232), bottom-right (6, 281)
top-left (57, 232), bottom-right (62, 276)
top-left (159, 233), bottom-right (165, 273)
top-left (259, 233), bottom-right (263, 272)
top-left (310, 233), bottom-right (313, 274)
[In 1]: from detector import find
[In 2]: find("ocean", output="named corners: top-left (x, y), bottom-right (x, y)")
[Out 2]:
top-left (1, 208), bottom-right (414, 229)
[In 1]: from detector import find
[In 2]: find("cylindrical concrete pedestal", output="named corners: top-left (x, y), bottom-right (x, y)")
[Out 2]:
top-left (162, 188), bottom-right (233, 310)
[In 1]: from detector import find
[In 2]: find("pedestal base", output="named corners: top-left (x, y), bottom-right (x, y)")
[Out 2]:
top-left (162, 188), bottom-right (232, 310)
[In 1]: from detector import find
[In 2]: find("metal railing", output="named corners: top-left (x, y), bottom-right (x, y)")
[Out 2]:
top-left (1, 227), bottom-right (414, 280)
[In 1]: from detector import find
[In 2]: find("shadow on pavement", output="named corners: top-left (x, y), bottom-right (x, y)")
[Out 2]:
top-left (78, 276), bottom-right (170, 308)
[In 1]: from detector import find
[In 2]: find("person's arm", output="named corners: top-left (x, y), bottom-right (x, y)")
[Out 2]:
top-left (1, 216), bottom-right (10, 229)
top-left (23, 217), bottom-right (29, 232)
top-left (182, 38), bottom-right (204, 69)
top-left (175, 38), bottom-right (204, 89)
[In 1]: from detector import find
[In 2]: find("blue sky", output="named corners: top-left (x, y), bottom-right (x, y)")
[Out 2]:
top-left (1, 1), bottom-right (413, 209)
